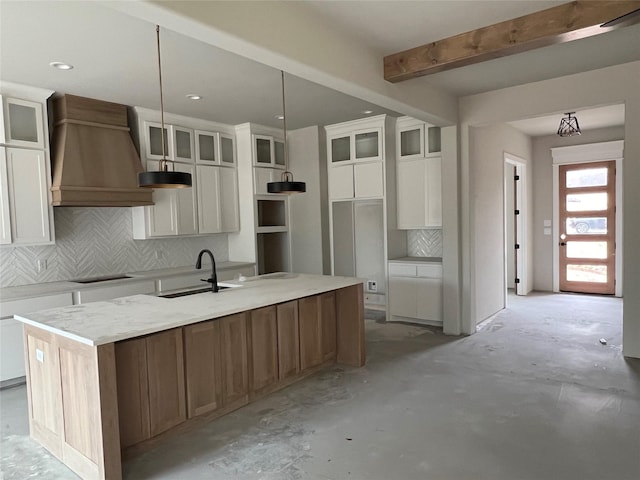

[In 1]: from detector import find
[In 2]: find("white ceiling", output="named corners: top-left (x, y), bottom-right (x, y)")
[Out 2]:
top-left (1, 1), bottom-right (638, 134)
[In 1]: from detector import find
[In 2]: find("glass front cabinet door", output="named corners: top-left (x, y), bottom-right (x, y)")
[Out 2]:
top-left (2, 97), bottom-right (45, 149)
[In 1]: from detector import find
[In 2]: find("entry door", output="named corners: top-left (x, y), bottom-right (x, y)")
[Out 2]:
top-left (559, 161), bottom-right (615, 294)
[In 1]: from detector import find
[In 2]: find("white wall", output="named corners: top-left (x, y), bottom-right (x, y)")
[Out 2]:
top-left (531, 126), bottom-right (625, 291)
top-left (460, 61), bottom-right (640, 357)
top-left (468, 124), bottom-right (532, 323)
top-left (288, 126), bottom-right (327, 274)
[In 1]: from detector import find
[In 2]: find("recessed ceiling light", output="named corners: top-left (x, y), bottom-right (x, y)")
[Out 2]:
top-left (186, 94), bottom-right (202, 100)
top-left (362, 110), bottom-right (374, 115)
top-left (275, 115), bottom-right (285, 120)
top-left (49, 61), bottom-right (74, 70)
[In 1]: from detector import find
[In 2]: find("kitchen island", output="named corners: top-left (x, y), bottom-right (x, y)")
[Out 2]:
top-left (15, 273), bottom-right (365, 480)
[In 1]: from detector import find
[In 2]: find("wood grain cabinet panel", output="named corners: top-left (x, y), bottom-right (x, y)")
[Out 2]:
top-left (320, 292), bottom-right (337, 362)
top-left (277, 301), bottom-right (300, 380)
top-left (298, 296), bottom-right (323, 371)
top-left (114, 338), bottom-right (150, 448)
top-left (219, 313), bottom-right (249, 405)
top-left (146, 328), bottom-right (186, 437)
top-left (248, 306), bottom-right (278, 396)
top-left (184, 321), bottom-right (222, 418)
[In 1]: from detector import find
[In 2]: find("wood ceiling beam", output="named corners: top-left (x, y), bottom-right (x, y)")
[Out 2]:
top-left (384, 1), bottom-right (640, 83)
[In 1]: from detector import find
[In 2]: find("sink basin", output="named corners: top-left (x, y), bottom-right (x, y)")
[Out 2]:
top-left (72, 274), bottom-right (133, 284)
top-left (159, 283), bottom-right (240, 299)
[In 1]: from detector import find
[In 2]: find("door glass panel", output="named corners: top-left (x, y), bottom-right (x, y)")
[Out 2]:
top-left (198, 134), bottom-right (215, 162)
top-left (400, 129), bottom-right (421, 156)
top-left (566, 265), bottom-right (607, 283)
top-left (566, 242), bottom-right (608, 259)
top-left (331, 136), bottom-right (350, 162)
top-left (256, 138), bottom-right (271, 164)
top-left (220, 136), bottom-right (234, 163)
top-left (149, 126), bottom-right (169, 156)
top-left (175, 130), bottom-right (192, 159)
top-left (566, 192), bottom-right (607, 211)
top-left (566, 217), bottom-right (607, 234)
top-left (274, 141), bottom-right (285, 166)
top-left (9, 103), bottom-right (38, 142)
top-left (427, 126), bottom-right (441, 153)
top-left (566, 167), bottom-right (607, 188)
top-left (355, 132), bottom-right (378, 159)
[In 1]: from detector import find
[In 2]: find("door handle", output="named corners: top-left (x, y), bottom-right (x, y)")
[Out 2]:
top-left (559, 242), bottom-right (567, 246)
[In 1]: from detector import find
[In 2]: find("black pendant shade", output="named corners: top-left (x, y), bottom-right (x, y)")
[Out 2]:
top-left (138, 25), bottom-right (192, 189)
top-left (138, 169), bottom-right (192, 188)
top-left (267, 171), bottom-right (306, 194)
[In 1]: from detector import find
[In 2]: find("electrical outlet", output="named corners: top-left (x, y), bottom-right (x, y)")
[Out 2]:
top-left (36, 259), bottom-right (48, 273)
top-left (367, 280), bottom-right (377, 292)
top-left (36, 349), bottom-right (44, 363)
top-left (155, 250), bottom-right (164, 260)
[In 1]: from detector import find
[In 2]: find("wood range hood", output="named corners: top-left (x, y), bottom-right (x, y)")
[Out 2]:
top-left (50, 94), bottom-right (153, 207)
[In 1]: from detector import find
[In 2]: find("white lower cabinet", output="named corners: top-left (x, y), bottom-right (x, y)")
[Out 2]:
top-left (1, 147), bottom-right (53, 245)
top-left (396, 156), bottom-right (441, 229)
top-left (388, 261), bottom-right (442, 325)
top-left (0, 292), bottom-right (73, 383)
top-left (74, 280), bottom-right (156, 304)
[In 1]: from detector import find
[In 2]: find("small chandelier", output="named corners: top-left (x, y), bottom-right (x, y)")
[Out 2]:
top-left (557, 112), bottom-right (581, 137)
top-left (267, 71), bottom-right (306, 194)
top-left (138, 25), bottom-right (192, 189)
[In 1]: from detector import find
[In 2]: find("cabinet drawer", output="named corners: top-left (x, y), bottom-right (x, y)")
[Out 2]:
top-left (157, 274), bottom-right (204, 292)
top-left (388, 263), bottom-right (417, 277)
top-left (417, 264), bottom-right (443, 278)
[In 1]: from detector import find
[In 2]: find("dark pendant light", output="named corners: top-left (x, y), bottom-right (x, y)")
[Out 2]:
top-left (557, 112), bottom-right (581, 137)
top-left (138, 25), bottom-right (192, 189)
top-left (267, 71), bottom-right (306, 194)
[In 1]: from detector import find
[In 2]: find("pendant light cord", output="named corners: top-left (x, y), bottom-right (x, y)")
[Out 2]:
top-left (281, 70), bottom-right (290, 177)
top-left (157, 25), bottom-right (168, 172)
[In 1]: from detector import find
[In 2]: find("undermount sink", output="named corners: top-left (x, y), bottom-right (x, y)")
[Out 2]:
top-left (159, 283), bottom-right (241, 299)
top-left (72, 274), bottom-right (133, 284)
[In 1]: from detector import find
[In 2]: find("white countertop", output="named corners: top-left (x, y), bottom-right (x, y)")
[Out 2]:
top-left (389, 256), bottom-right (442, 264)
top-left (14, 273), bottom-right (363, 346)
top-left (0, 261), bottom-right (255, 302)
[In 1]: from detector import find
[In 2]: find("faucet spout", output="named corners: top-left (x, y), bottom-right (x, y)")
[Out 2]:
top-left (195, 249), bottom-right (219, 293)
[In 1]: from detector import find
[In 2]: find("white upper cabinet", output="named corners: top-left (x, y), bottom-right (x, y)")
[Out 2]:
top-left (326, 116), bottom-right (388, 201)
top-left (396, 156), bottom-right (442, 229)
top-left (219, 134), bottom-right (236, 166)
top-left (173, 126), bottom-right (194, 163)
top-left (252, 134), bottom-right (285, 169)
top-left (195, 130), bottom-right (218, 165)
top-left (397, 117), bottom-right (441, 160)
top-left (0, 85), bottom-right (55, 246)
top-left (132, 108), bottom-right (239, 239)
top-left (1, 97), bottom-right (46, 149)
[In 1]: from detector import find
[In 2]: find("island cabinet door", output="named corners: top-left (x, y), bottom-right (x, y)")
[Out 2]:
top-left (277, 300), bottom-right (300, 380)
top-left (298, 296), bottom-right (323, 371)
top-left (248, 306), bottom-right (278, 397)
top-left (320, 292), bottom-right (337, 362)
top-left (146, 328), bottom-right (187, 437)
top-left (184, 320), bottom-right (222, 418)
top-left (219, 313), bottom-right (249, 406)
top-left (115, 338), bottom-right (150, 448)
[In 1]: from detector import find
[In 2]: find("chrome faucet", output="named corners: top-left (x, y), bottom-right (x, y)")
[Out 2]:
top-left (195, 249), bottom-right (219, 293)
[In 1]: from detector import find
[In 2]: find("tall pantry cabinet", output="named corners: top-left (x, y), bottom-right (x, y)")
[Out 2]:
top-left (0, 83), bottom-right (55, 246)
top-left (325, 115), bottom-right (406, 308)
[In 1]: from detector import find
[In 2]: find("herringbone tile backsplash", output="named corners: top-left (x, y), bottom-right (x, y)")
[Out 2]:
top-left (407, 229), bottom-right (443, 257)
top-left (0, 208), bottom-right (229, 287)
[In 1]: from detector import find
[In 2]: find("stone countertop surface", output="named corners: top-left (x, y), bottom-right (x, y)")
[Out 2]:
top-left (389, 256), bottom-right (442, 264)
top-left (0, 261), bottom-right (255, 302)
top-left (14, 273), bottom-right (363, 346)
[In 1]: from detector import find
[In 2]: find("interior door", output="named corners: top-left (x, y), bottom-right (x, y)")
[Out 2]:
top-left (559, 161), bottom-right (615, 294)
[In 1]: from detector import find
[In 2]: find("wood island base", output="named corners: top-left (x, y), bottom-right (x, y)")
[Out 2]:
top-left (21, 283), bottom-right (365, 480)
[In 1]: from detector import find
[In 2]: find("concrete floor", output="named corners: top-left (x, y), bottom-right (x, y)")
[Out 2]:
top-left (2, 292), bottom-right (639, 479)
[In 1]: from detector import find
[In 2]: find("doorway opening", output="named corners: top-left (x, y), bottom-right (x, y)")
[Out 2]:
top-left (504, 154), bottom-right (527, 303)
